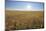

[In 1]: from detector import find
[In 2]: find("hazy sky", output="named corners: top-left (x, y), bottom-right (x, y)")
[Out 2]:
top-left (5, 0), bottom-right (44, 11)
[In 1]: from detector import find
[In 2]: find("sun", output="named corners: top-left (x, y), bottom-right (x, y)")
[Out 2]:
top-left (27, 4), bottom-right (32, 10)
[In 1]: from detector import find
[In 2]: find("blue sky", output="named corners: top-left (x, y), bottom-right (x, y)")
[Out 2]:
top-left (5, 0), bottom-right (44, 11)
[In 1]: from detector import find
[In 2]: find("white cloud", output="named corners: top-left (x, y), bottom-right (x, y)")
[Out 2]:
top-left (6, 8), bottom-right (43, 11)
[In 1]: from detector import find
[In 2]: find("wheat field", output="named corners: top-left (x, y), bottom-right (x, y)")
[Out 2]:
top-left (5, 10), bottom-right (44, 31)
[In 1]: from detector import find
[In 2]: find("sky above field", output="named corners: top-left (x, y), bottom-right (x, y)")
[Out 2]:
top-left (5, 0), bottom-right (44, 11)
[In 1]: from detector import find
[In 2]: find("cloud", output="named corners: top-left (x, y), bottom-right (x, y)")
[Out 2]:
top-left (6, 8), bottom-right (43, 11)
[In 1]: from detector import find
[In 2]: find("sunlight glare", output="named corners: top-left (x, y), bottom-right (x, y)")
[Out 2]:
top-left (27, 4), bottom-right (32, 10)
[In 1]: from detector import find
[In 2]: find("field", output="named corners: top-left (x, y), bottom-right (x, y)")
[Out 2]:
top-left (5, 10), bottom-right (44, 31)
